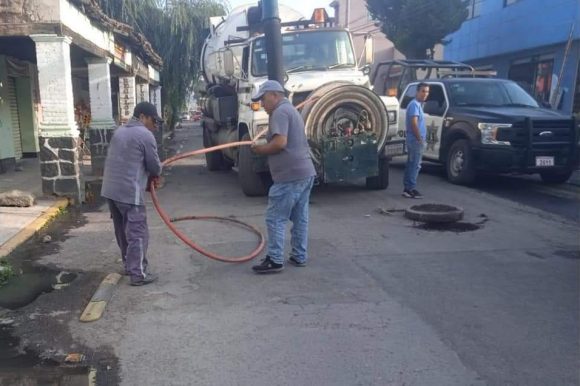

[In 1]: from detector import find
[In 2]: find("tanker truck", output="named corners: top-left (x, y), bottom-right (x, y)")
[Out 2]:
top-left (199, 3), bottom-right (401, 196)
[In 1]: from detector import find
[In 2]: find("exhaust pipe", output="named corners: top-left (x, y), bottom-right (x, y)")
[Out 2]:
top-left (261, 0), bottom-right (285, 85)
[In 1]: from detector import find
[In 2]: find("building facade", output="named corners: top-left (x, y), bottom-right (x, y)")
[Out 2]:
top-left (0, 0), bottom-right (162, 202)
top-left (445, 0), bottom-right (580, 116)
top-left (329, 0), bottom-right (404, 92)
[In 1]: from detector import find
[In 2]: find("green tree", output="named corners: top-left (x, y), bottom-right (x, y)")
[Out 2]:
top-left (366, 0), bottom-right (468, 59)
top-left (96, 0), bottom-right (226, 129)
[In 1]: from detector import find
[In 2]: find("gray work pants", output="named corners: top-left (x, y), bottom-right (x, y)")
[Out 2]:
top-left (107, 199), bottom-right (149, 280)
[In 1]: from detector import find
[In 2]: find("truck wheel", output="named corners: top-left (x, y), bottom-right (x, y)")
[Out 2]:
top-left (540, 170), bottom-right (573, 184)
top-left (238, 134), bottom-right (272, 196)
top-left (446, 139), bottom-right (476, 185)
top-left (203, 125), bottom-right (229, 171)
top-left (366, 157), bottom-right (389, 190)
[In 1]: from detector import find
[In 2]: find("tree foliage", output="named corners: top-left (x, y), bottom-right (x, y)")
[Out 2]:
top-left (366, 0), bottom-right (468, 59)
top-left (96, 0), bottom-right (226, 129)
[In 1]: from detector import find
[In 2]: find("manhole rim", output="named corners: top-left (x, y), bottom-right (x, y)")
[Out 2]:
top-left (404, 203), bottom-right (464, 223)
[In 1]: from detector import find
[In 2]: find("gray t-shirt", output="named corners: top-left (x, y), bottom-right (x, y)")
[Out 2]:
top-left (101, 118), bottom-right (162, 206)
top-left (267, 99), bottom-right (316, 183)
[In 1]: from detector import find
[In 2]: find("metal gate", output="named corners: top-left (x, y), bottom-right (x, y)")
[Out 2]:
top-left (7, 77), bottom-right (23, 160)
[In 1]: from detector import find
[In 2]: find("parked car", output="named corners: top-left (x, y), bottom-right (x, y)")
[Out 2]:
top-left (180, 112), bottom-right (190, 121)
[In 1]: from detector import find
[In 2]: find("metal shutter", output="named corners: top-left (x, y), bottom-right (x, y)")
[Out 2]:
top-left (7, 77), bottom-right (23, 160)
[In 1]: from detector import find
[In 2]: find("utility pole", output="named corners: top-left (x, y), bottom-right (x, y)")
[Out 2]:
top-left (261, 0), bottom-right (285, 84)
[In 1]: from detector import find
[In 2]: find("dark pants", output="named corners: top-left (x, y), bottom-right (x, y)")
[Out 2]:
top-left (107, 199), bottom-right (149, 280)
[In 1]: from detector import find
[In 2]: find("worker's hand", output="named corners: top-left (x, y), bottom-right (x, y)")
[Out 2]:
top-left (146, 176), bottom-right (163, 191)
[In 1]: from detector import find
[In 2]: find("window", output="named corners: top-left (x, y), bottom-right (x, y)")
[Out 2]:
top-left (448, 80), bottom-right (539, 108)
top-left (423, 85), bottom-right (447, 116)
top-left (504, 0), bottom-right (520, 6)
top-left (508, 58), bottom-right (554, 104)
top-left (401, 84), bottom-right (418, 109)
top-left (466, 0), bottom-right (483, 19)
top-left (251, 30), bottom-right (355, 77)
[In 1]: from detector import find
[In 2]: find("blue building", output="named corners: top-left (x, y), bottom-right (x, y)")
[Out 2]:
top-left (444, 0), bottom-right (580, 116)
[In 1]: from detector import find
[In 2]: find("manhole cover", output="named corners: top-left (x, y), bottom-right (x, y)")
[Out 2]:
top-left (405, 203), bottom-right (464, 223)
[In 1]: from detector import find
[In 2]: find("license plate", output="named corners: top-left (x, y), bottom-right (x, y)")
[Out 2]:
top-left (535, 156), bottom-right (554, 167)
top-left (384, 142), bottom-right (406, 156)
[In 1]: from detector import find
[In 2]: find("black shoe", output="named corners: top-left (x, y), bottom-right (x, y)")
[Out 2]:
top-left (411, 189), bottom-right (423, 199)
top-left (402, 189), bottom-right (415, 198)
top-left (252, 256), bottom-right (284, 274)
top-left (288, 256), bottom-right (306, 267)
top-left (130, 273), bottom-right (158, 286)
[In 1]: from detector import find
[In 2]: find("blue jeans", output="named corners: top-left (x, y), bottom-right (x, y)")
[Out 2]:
top-left (265, 176), bottom-right (315, 265)
top-left (403, 140), bottom-right (425, 191)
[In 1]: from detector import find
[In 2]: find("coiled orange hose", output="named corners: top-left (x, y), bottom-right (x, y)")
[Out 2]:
top-left (149, 98), bottom-right (318, 263)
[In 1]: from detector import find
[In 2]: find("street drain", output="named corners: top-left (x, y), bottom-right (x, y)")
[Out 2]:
top-left (415, 222), bottom-right (481, 232)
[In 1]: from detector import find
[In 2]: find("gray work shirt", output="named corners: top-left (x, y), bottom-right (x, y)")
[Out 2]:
top-left (267, 99), bottom-right (316, 183)
top-left (101, 118), bottom-right (162, 206)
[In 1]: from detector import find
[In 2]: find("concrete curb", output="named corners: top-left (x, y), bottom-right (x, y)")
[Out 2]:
top-left (0, 197), bottom-right (69, 259)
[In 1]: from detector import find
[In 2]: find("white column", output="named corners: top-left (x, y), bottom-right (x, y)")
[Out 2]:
top-left (150, 86), bottom-right (162, 118)
top-left (119, 76), bottom-right (136, 123)
top-left (136, 82), bottom-right (150, 103)
top-left (86, 57), bottom-right (115, 128)
top-left (31, 34), bottom-right (78, 137)
top-left (86, 57), bottom-right (116, 176)
top-left (30, 34), bottom-right (81, 202)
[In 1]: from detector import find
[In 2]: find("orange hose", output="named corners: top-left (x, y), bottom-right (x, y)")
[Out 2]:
top-left (149, 96), bottom-right (320, 263)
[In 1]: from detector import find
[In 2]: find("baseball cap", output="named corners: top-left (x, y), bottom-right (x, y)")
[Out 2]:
top-left (251, 80), bottom-right (286, 101)
top-left (133, 102), bottom-right (163, 123)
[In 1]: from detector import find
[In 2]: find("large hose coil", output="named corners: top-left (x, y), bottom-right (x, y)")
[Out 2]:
top-left (300, 82), bottom-right (389, 158)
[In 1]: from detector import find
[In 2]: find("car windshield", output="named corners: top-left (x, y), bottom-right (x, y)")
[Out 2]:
top-left (251, 30), bottom-right (356, 77)
top-left (448, 81), bottom-right (540, 108)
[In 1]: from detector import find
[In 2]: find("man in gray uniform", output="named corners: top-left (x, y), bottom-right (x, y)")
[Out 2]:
top-left (250, 80), bottom-right (316, 274)
top-left (101, 102), bottom-right (163, 286)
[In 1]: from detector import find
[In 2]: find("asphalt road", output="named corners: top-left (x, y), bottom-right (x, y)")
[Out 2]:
top-left (4, 122), bottom-right (579, 386)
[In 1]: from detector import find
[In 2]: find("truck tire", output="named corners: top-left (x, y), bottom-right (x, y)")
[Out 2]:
top-left (539, 170), bottom-right (573, 184)
top-left (238, 134), bottom-right (272, 197)
top-left (366, 157), bottom-right (389, 190)
top-left (203, 125), bottom-right (229, 171)
top-left (446, 139), bottom-right (476, 185)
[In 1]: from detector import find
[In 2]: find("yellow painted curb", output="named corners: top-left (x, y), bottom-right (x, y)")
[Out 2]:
top-left (80, 273), bottom-right (122, 322)
top-left (0, 197), bottom-right (69, 259)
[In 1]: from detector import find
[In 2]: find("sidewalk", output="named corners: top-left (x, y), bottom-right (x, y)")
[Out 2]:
top-left (0, 158), bottom-right (69, 258)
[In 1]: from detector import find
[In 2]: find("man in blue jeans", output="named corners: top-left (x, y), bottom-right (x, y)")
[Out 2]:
top-left (250, 80), bottom-right (316, 274)
top-left (403, 82), bottom-right (430, 199)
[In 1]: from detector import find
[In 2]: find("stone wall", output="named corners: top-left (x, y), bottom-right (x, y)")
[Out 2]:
top-left (39, 136), bottom-right (81, 199)
top-left (88, 126), bottom-right (115, 176)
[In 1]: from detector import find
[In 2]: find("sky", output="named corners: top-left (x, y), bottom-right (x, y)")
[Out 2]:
top-left (224, 0), bottom-right (334, 20)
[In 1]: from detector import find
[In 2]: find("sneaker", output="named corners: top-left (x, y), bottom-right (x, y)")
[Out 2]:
top-left (252, 256), bottom-right (284, 274)
top-left (411, 189), bottom-right (423, 199)
top-left (288, 256), bottom-right (306, 267)
top-left (402, 189), bottom-right (415, 198)
top-left (130, 273), bottom-right (158, 286)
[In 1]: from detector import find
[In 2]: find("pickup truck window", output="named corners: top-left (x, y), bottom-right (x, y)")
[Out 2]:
top-left (448, 80), bottom-right (539, 108)
top-left (401, 84), bottom-right (417, 109)
top-left (423, 84), bottom-right (447, 116)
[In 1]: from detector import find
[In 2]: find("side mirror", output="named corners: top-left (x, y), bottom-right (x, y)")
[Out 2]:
top-left (223, 49), bottom-right (235, 77)
top-left (361, 64), bottom-right (371, 76)
top-left (364, 36), bottom-right (374, 65)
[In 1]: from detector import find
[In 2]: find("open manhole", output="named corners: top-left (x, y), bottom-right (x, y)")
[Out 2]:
top-left (404, 203), bottom-right (464, 223)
